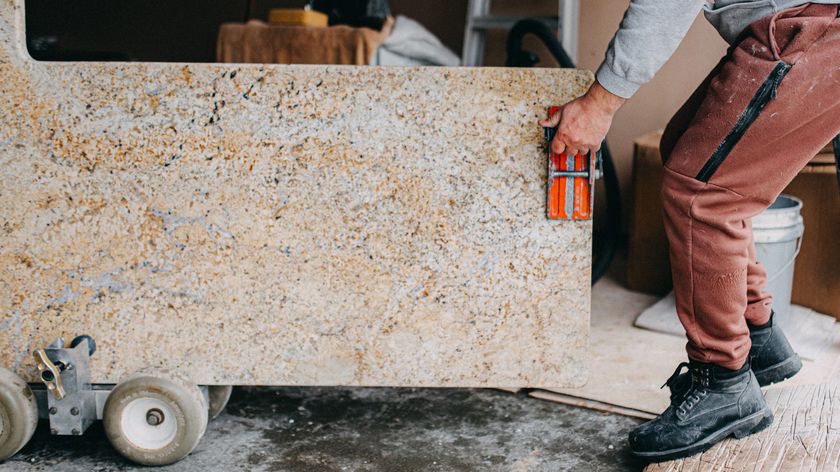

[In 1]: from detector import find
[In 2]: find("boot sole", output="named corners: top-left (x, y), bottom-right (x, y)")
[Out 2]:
top-left (631, 408), bottom-right (774, 463)
top-left (755, 354), bottom-right (803, 387)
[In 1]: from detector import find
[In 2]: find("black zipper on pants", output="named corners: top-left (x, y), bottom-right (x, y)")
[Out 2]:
top-left (695, 61), bottom-right (792, 183)
top-left (832, 134), bottom-right (840, 191)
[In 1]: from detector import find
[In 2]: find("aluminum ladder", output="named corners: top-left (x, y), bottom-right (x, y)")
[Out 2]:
top-left (461, 0), bottom-right (579, 67)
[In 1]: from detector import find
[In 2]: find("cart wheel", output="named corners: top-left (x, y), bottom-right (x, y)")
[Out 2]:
top-left (103, 371), bottom-right (208, 466)
top-left (207, 386), bottom-right (233, 420)
top-left (0, 368), bottom-right (39, 461)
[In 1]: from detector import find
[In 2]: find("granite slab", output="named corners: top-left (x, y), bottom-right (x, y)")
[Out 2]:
top-left (0, 0), bottom-right (594, 387)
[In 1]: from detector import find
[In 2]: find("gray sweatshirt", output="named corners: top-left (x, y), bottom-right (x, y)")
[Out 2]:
top-left (596, 0), bottom-right (840, 98)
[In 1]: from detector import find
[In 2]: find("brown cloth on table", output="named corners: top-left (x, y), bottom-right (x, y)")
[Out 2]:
top-left (216, 18), bottom-right (393, 65)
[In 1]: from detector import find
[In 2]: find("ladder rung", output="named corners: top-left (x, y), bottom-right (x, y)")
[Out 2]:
top-left (469, 15), bottom-right (558, 30)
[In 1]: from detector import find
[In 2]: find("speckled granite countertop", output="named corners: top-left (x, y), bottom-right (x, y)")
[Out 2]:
top-left (0, 0), bottom-right (593, 387)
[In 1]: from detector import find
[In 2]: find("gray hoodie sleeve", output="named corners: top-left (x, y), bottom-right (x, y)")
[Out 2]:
top-left (596, 0), bottom-right (707, 98)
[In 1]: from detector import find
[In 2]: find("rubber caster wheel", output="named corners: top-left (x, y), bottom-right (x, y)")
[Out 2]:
top-left (0, 368), bottom-right (39, 462)
top-left (103, 370), bottom-right (208, 466)
top-left (207, 386), bottom-right (233, 420)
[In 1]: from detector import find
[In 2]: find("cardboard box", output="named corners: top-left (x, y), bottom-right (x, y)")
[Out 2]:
top-left (785, 154), bottom-right (840, 318)
top-left (627, 131), bottom-right (840, 319)
top-left (626, 132), bottom-right (671, 295)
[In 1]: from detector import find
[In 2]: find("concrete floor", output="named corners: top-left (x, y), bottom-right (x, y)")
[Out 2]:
top-left (2, 387), bottom-right (645, 471)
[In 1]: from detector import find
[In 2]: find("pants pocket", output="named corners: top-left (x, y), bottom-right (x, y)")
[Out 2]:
top-left (694, 61), bottom-right (791, 183)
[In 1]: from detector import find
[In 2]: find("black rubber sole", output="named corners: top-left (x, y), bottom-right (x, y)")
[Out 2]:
top-left (631, 409), bottom-right (774, 463)
top-left (755, 354), bottom-right (803, 387)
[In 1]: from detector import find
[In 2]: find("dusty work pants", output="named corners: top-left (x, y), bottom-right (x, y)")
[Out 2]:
top-left (659, 4), bottom-right (840, 370)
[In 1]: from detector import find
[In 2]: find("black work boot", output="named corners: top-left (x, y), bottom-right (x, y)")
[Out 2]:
top-left (748, 312), bottom-right (802, 385)
top-left (666, 311), bottom-right (802, 400)
top-left (630, 360), bottom-right (774, 463)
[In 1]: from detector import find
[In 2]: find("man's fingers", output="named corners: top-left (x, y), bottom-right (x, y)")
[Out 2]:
top-left (551, 136), bottom-right (566, 155)
top-left (567, 142), bottom-right (600, 156)
top-left (538, 109), bottom-right (563, 128)
top-left (557, 134), bottom-right (581, 156)
top-left (584, 142), bottom-right (603, 156)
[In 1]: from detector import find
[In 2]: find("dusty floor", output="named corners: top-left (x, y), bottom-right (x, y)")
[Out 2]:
top-left (2, 387), bottom-right (645, 471)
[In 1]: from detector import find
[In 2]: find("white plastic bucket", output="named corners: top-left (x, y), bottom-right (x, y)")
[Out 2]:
top-left (752, 194), bottom-right (804, 328)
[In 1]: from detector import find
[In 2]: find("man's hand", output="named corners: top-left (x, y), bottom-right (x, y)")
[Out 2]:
top-left (539, 81), bottom-right (626, 156)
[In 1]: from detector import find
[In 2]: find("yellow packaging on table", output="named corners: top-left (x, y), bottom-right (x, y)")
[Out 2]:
top-left (268, 8), bottom-right (329, 27)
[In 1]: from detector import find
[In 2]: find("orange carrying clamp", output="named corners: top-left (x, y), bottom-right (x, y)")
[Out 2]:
top-left (545, 106), bottom-right (602, 221)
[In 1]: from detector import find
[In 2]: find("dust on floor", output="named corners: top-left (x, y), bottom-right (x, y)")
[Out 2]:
top-left (3, 387), bottom-right (646, 472)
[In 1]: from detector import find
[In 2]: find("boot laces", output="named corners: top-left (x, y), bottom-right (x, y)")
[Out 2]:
top-left (663, 363), bottom-right (710, 417)
top-left (661, 362), bottom-right (690, 391)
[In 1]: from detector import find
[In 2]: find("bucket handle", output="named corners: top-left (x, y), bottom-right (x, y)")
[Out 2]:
top-left (765, 233), bottom-right (803, 284)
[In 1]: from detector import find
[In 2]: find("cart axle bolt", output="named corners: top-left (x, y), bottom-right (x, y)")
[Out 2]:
top-left (49, 407), bottom-right (57, 415)
top-left (71, 428), bottom-right (80, 435)
top-left (70, 407), bottom-right (79, 416)
top-left (146, 408), bottom-right (165, 426)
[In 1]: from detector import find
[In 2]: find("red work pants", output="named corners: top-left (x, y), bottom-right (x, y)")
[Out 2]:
top-left (660, 4), bottom-right (840, 370)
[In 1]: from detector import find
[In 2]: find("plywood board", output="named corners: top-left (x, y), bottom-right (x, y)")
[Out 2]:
top-left (539, 276), bottom-right (840, 416)
top-left (0, 1), bottom-right (594, 387)
top-left (529, 390), bottom-right (655, 420)
top-left (646, 383), bottom-right (840, 471)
